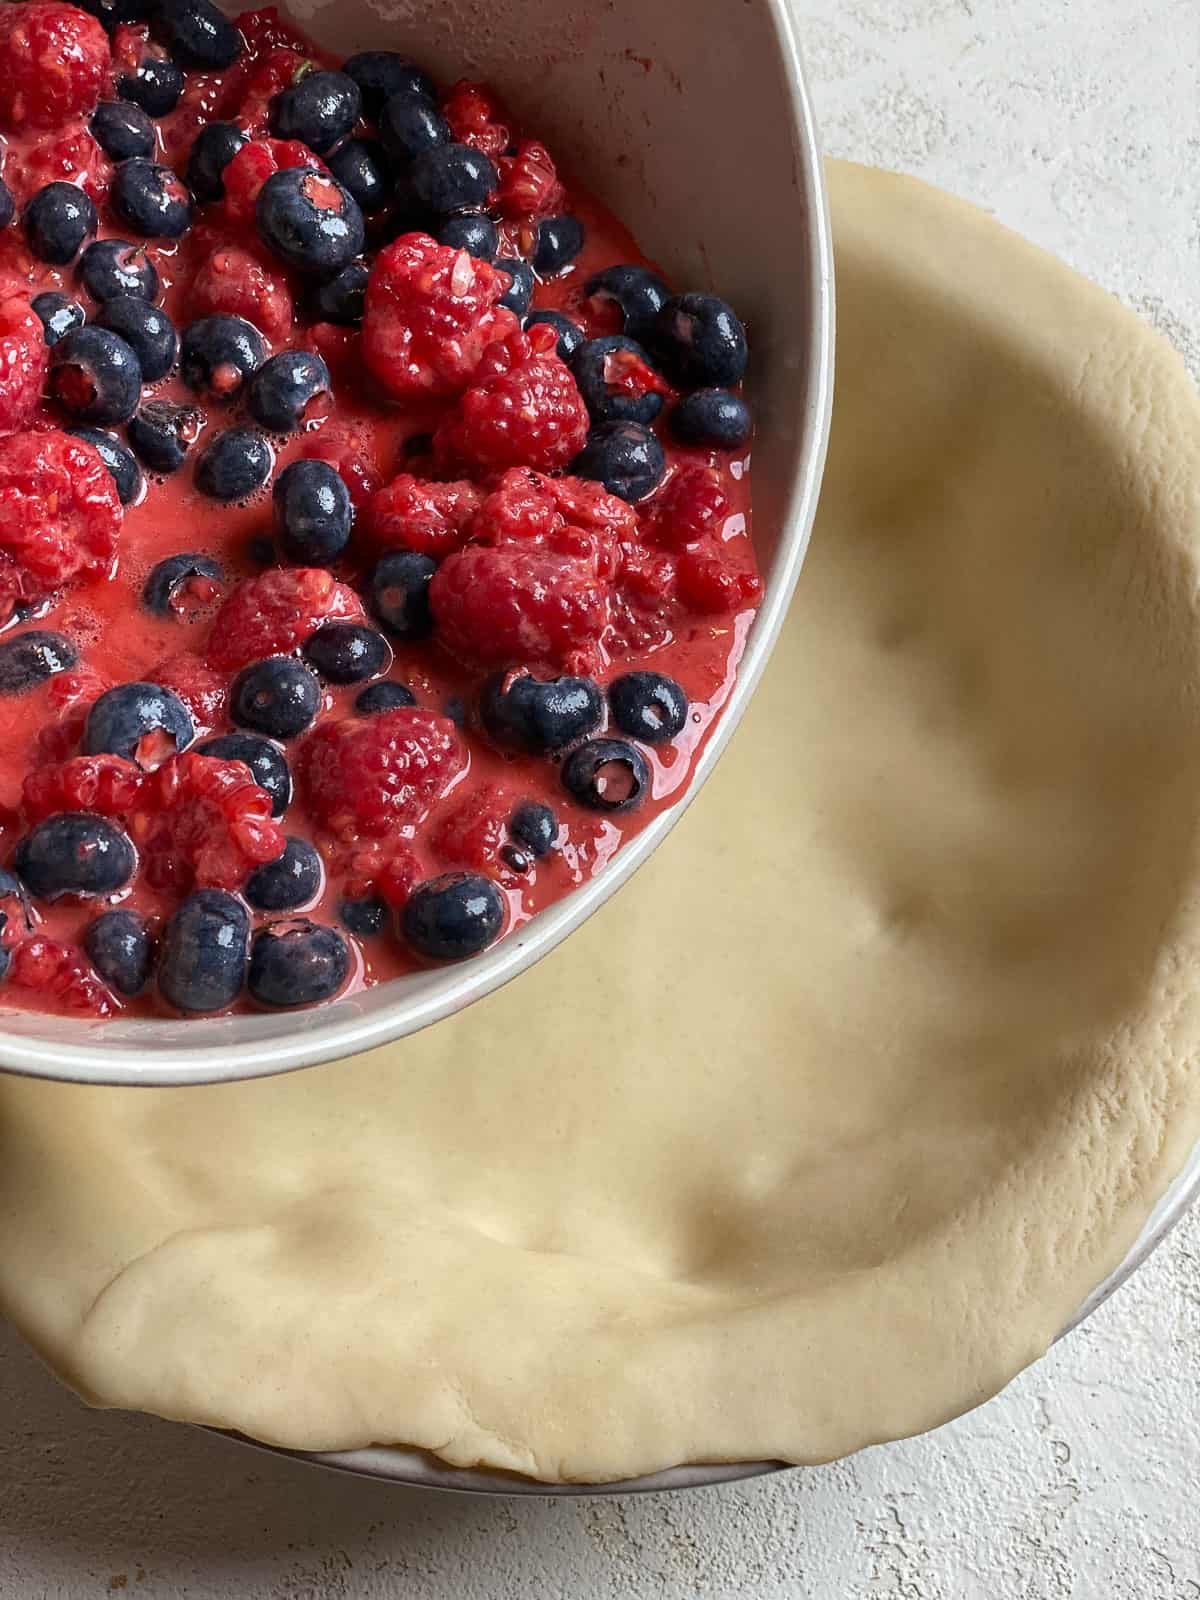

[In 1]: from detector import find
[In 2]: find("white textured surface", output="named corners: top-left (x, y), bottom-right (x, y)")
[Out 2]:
top-left (3, 1), bottom-right (1200, 1593)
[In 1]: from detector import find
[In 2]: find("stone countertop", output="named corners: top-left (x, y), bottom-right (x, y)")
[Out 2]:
top-left (3, 2), bottom-right (1199, 1594)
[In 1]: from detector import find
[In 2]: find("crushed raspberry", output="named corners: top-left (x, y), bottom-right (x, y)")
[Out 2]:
top-left (206, 567), bottom-right (363, 672)
top-left (301, 424), bottom-right (381, 512)
top-left (7, 122), bottom-right (111, 205)
top-left (297, 708), bottom-right (464, 840)
top-left (362, 233), bottom-right (519, 403)
top-left (189, 242), bottom-right (295, 345)
top-left (22, 754), bottom-right (145, 821)
top-left (432, 783), bottom-right (509, 872)
top-left (643, 466), bottom-right (732, 551)
top-left (336, 837), bottom-right (420, 908)
top-left (10, 937), bottom-right (116, 1015)
top-left (0, 298), bottom-right (49, 438)
top-left (618, 542), bottom-right (678, 611)
top-left (0, 429), bottom-right (122, 622)
top-left (234, 5), bottom-right (313, 62)
top-left (35, 669), bottom-right (111, 767)
top-left (47, 665), bottom-right (111, 717)
top-left (495, 140), bottom-right (565, 219)
top-left (309, 319), bottom-right (356, 376)
top-left (676, 542), bottom-right (763, 615)
top-left (433, 327), bottom-right (590, 479)
top-left (471, 468), bottom-right (633, 576)
top-left (363, 473), bottom-right (482, 559)
top-left (130, 752), bottom-right (286, 892)
top-left (442, 81), bottom-right (509, 159)
top-left (223, 137), bottom-right (323, 228)
top-left (0, 3), bottom-right (110, 132)
top-left (149, 651), bottom-right (228, 729)
top-left (430, 543), bottom-right (609, 672)
top-left (235, 45), bottom-right (310, 133)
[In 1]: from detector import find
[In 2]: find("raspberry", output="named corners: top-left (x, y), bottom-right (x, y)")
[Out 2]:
top-left (234, 5), bottom-right (312, 62)
top-left (432, 783), bottom-right (508, 872)
top-left (223, 137), bottom-right (323, 228)
top-left (0, 429), bottom-right (122, 621)
top-left (22, 754), bottom-right (145, 821)
top-left (301, 424), bottom-right (381, 513)
top-left (676, 541), bottom-right (763, 615)
top-left (336, 837), bottom-right (420, 908)
top-left (442, 81), bottom-right (509, 159)
top-left (0, 297), bottom-right (49, 437)
top-left (7, 122), bottom-right (111, 205)
top-left (130, 751), bottom-right (286, 892)
top-left (362, 233), bottom-right (518, 403)
top-left (363, 473), bottom-right (482, 559)
top-left (206, 567), bottom-right (363, 672)
top-left (618, 543), bottom-right (678, 610)
top-left (36, 667), bottom-right (111, 765)
top-left (433, 328), bottom-right (590, 479)
top-left (189, 242), bottom-right (295, 345)
top-left (644, 465), bottom-right (731, 551)
top-left (46, 664), bottom-right (110, 716)
top-left (0, 3), bottom-right (110, 131)
top-left (236, 46), bottom-right (310, 134)
top-left (471, 468), bottom-right (634, 575)
top-left (149, 651), bottom-right (228, 728)
top-left (11, 937), bottom-right (116, 1015)
top-left (297, 708), bottom-right (464, 840)
top-left (496, 139), bottom-right (564, 219)
top-left (430, 543), bottom-right (609, 672)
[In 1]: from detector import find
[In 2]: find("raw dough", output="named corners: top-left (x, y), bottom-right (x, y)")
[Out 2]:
top-left (2, 162), bottom-right (1200, 1484)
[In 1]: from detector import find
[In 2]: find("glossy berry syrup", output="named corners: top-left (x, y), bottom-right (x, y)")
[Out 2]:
top-left (0, 1), bottom-right (759, 1019)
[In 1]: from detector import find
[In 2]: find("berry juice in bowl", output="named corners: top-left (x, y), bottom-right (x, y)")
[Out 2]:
top-left (0, 0), bottom-right (832, 1076)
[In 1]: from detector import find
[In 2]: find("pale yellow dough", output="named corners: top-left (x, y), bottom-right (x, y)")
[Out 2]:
top-left (2, 162), bottom-right (1200, 1483)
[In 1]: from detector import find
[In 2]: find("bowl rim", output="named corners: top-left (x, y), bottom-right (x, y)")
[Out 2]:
top-left (0, 0), bottom-right (836, 1090)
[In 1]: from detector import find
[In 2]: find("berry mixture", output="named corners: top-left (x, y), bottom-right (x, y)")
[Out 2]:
top-left (0, 1), bottom-right (759, 1019)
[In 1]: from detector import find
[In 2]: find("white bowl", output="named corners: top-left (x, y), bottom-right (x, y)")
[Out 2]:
top-left (0, 0), bottom-right (833, 1087)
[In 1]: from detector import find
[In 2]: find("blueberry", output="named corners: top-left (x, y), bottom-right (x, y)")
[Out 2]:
top-left (127, 399), bottom-right (204, 472)
top-left (157, 889), bottom-right (249, 1013)
top-left (255, 167), bottom-right (364, 276)
top-left (110, 159), bottom-right (193, 238)
top-left (245, 349), bottom-right (331, 434)
top-left (142, 552), bottom-right (224, 617)
top-left (303, 622), bottom-right (390, 684)
top-left (573, 334), bottom-right (666, 426)
top-left (32, 291), bottom-right (84, 346)
top-left (76, 0), bottom-right (153, 30)
top-left (509, 799), bottom-right (558, 858)
top-left (480, 672), bottom-right (602, 754)
top-left (339, 894), bottom-right (387, 937)
top-left (525, 309), bottom-right (583, 362)
top-left (670, 388), bottom-right (753, 450)
top-left (23, 182), bottom-right (96, 264)
top-left (584, 264), bottom-right (669, 343)
top-left (118, 50), bottom-right (184, 117)
top-left (402, 873), bottom-right (505, 962)
top-left (83, 681), bottom-right (195, 765)
top-left (153, 0), bottom-right (242, 70)
top-left (272, 458), bottom-right (353, 564)
top-left (407, 143), bottom-right (497, 218)
top-left (653, 292), bottom-right (748, 388)
top-left (69, 427), bottom-right (142, 504)
top-left (232, 657), bottom-right (321, 739)
top-left (90, 99), bottom-right (155, 161)
top-left (248, 919), bottom-right (349, 1007)
top-left (95, 295), bottom-right (177, 381)
top-left (195, 427), bottom-right (272, 502)
top-left (14, 813), bottom-right (135, 902)
top-left (533, 213), bottom-right (584, 276)
top-left (244, 836), bottom-right (322, 912)
top-left (378, 90), bottom-right (450, 162)
top-left (354, 680), bottom-right (416, 715)
top-left (186, 121), bottom-right (247, 201)
top-left (608, 671), bottom-right (688, 745)
top-left (198, 733), bottom-right (291, 817)
top-left (180, 314), bottom-right (265, 400)
top-left (344, 52), bottom-right (435, 118)
top-left (0, 178), bottom-right (12, 231)
top-left (84, 908), bottom-right (153, 996)
top-left (308, 260), bottom-right (368, 325)
top-left (326, 137), bottom-right (392, 215)
top-left (269, 68), bottom-right (361, 155)
top-left (0, 631), bottom-right (78, 694)
top-left (561, 738), bottom-right (650, 813)
top-left (436, 212), bottom-right (497, 260)
top-left (366, 550), bottom-right (436, 639)
top-left (572, 420), bottom-right (665, 502)
top-left (49, 326), bottom-right (142, 426)
top-left (79, 238), bottom-right (159, 303)
top-left (443, 694), bottom-right (466, 727)
top-left (500, 844), bottom-right (531, 874)
top-left (496, 257), bottom-right (533, 317)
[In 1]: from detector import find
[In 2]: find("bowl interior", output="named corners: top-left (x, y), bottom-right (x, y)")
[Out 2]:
top-left (0, 0), bottom-right (832, 1084)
